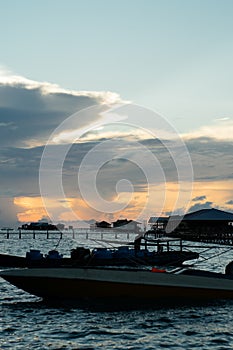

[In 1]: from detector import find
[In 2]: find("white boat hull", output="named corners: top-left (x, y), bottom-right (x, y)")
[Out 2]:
top-left (2, 267), bottom-right (233, 301)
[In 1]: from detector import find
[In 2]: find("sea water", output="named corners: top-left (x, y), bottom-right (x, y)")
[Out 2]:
top-left (1, 234), bottom-right (233, 349)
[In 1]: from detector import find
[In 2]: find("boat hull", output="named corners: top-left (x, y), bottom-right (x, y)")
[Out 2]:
top-left (2, 267), bottom-right (233, 302)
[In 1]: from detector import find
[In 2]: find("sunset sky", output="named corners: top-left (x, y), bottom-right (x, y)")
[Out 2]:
top-left (0, 0), bottom-right (233, 227)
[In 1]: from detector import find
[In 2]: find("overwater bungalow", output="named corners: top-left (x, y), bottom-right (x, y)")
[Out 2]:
top-left (149, 208), bottom-right (233, 244)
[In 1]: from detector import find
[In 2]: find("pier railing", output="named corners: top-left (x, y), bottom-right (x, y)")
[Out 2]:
top-left (169, 231), bottom-right (233, 246)
top-left (0, 228), bottom-right (134, 240)
top-left (3, 228), bottom-right (233, 246)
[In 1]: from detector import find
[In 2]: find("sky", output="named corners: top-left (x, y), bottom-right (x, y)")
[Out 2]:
top-left (0, 0), bottom-right (233, 227)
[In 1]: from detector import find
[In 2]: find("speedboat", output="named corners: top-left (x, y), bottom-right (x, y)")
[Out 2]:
top-left (2, 263), bottom-right (233, 302)
top-left (2, 232), bottom-right (233, 304)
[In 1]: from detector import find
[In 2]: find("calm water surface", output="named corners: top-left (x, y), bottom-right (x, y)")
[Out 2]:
top-left (1, 235), bottom-right (233, 349)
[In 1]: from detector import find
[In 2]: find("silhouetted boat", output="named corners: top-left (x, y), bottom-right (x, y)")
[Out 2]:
top-left (2, 235), bottom-right (233, 303)
top-left (2, 264), bottom-right (233, 302)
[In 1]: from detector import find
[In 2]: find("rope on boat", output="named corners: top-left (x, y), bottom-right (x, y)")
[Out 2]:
top-left (193, 246), bottom-right (233, 266)
top-left (53, 235), bottom-right (62, 250)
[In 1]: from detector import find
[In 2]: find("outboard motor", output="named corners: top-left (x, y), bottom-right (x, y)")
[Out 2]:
top-left (225, 261), bottom-right (233, 275)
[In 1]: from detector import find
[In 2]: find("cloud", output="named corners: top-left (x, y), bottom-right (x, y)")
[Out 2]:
top-left (226, 200), bottom-right (233, 205)
top-left (192, 195), bottom-right (206, 202)
top-left (182, 119), bottom-right (233, 141)
top-left (188, 201), bottom-right (213, 213)
top-left (0, 70), bottom-right (122, 148)
top-left (2, 136), bottom-right (232, 224)
top-left (1, 70), bottom-right (233, 225)
top-left (0, 67), bottom-right (121, 104)
top-left (185, 137), bottom-right (233, 182)
top-left (0, 197), bottom-right (19, 227)
top-left (215, 117), bottom-right (230, 121)
top-left (0, 71), bottom-right (123, 224)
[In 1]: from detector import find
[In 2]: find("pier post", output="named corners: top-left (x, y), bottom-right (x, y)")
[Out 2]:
top-left (60, 231), bottom-right (63, 239)
top-left (72, 229), bottom-right (75, 239)
top-left (19, 229), bottom-right (21, 239)
top-left (7, 229), bottom-right (10, 239)
top-left (33, 230), bottom-right (35, 239)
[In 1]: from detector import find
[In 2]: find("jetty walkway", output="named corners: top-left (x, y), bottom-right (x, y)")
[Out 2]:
top-left (170, 232), bottom-right (233, 246)
top-left (0, 228), bottom-right (132, 240)
top-left (2, 228), bottom-right (233, 246)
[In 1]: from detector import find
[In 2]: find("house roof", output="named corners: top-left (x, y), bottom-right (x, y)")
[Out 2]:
top-left (183, 208), bottom-right (233, 221)
top-left (96, 221), bottom-right (111, 225)
top-left (148, 217), bottom-right (169, 223)
top-left (112, 219), bottom-right (141, 225)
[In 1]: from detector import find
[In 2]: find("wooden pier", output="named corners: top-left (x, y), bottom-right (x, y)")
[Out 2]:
top-left (169, 231), bottom-right (233, 246)
top-left (0, 228), bottom-right (132, 240)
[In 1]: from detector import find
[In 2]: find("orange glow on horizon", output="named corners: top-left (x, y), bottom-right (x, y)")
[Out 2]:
top-left (14, 197), bottom-right (48, 223)
top-left (14, 179), bottom-right (233, 224)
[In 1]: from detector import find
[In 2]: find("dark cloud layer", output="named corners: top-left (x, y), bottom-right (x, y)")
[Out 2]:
top-left (186, 137), bottom-right (233, 182)
top-left (0, 85), bottom-right (102, 147)
top-left (0, 78), bottom-right (233, 225)
top-left (1, 136), bottom-right (232, 198)
top-left (0, 78), bottom-right (120, 224)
